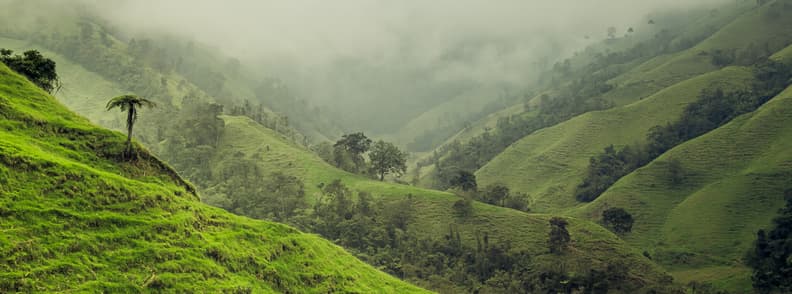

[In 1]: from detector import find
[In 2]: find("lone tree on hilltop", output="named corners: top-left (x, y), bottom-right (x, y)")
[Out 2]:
top-left (106, 94), bottom-right (156, 157)
top-left (369, 140), bottom-right (407, 181)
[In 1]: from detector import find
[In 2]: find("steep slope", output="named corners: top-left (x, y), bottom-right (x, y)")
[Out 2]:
top-left (0, 64), bottom-right (425, 292)
top-left (572, 81), bottom-right (792, 292)
top-left (207, 115), bottom-right (675, 292)
top-left (478, 67), bottom-right (755, 212)
top-left (478, 2), bottom-right (792, 212)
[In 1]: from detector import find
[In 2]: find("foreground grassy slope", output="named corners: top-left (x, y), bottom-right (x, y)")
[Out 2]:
top-left (571, 82), bottom-right (792, 292)
top-left (0, 64), bottom-right (426, 292)
top-left (210, 115), bottom-right (674, 290)
top-left (478, 67), bottom-right (755, 212)
top-left (0, 37), bottom-right (123, 124)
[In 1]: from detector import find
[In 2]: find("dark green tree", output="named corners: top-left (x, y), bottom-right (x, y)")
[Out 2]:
top-left (602, 207), bottom-right (634, 234)
top-left (451, 170), bottom-right (478, 192)
top-left (106, 94), bottom-right (156, 157)
top-left (334, 132), bottom-right (372, 155)
top-left (453, 197), bottom-right (474, 217)
top-left (0, 49), bottom-right (60, 93)
top-left (548, 217), bottom-right (571, 254)
top-left (333, 132), bottom-right (372, 173)
top-left (748, 189), bottom-right (792, 293)
top-left (483, 184), bottom-right (510, 206)
top-left (369, 140), bottom-right (408, 181)
top-left (668, 159), bottom-right (685, 186)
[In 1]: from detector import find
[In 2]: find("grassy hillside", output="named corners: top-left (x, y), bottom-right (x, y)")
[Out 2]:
top-left (477, 2), bottom-right (792, 212)
top-left (0, 63), bottom-right (426, 292)
top-left (571, 81), bottom-right (792, 292)
top-left (478, 67), bottom-right (756, 212)
top-left (207, 115), bottom-right (675, 292)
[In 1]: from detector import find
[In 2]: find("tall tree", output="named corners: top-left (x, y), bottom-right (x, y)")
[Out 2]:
top-left (369, 140), bottom-right (408, 181)
top-left (451, 170), bottom-right (478, 192)
top-left (106, 94), bottom-right (156, 157)
top-left (548, 217), bottom-right (571, 254)
top-left (333, 132), bottom-right (372, 173)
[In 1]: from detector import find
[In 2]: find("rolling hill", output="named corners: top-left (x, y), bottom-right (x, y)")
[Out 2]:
top-left (471, 2), bottom-right (792, 291)
top-left (477, 1), bottom-right (792, 213)
top-left (204, 114), bottom-right (675, 292)
top-left (571, 67), bottom-right (792, 292)
top-left (0, 63), bottom-right (426, 292)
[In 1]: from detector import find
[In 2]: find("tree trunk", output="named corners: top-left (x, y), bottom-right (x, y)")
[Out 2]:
top-left (125, 106), bottom-right (135, 157)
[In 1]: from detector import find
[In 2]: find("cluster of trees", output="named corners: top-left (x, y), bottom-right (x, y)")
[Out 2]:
top-left (429, 76), bottom-right (614, 190)
top-left (710, 41), bottom-right (789, 68)
top-left (748, 189), bottom-right (792, 293)
top-left (287, 180), bottom-right (637, 292)
top-left (577, 59), bottom-right (792, 202)
top-left (446, 171), bottom-right (530, 212)
top-left (0, 49), bottom-right (60, 93)
top-left (314, 133), bottom-right (408, 181)
top-left (228, 99), bottom-right (306, 145)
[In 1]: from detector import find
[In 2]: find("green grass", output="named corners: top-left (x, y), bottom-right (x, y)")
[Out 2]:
top-left (0, 36), bottom-right (218, 133)
top-left (477, 1), bottom-right (792, 212)
top-left (209, 115), bottom-right (674, 290)
top-left (569, 83), bottom-right (792, 292)
top-left (0, 63), bottom-right (428, 292)
top-left (477, 66), bottom-right (756, 213)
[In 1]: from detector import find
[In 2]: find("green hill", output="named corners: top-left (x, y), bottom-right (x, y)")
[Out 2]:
top-left (0, 63), bottom-right (426, 292)
top-left (478, 66), bottom-right (756, 212)
top-left (572, 81), bottom-right (792, 292)
top-left (473, 3), bottom-right (792, 291)
top-left (477, 2), bottom-right (792, 213)
top-left (204, 115), bottom-right (674, 292)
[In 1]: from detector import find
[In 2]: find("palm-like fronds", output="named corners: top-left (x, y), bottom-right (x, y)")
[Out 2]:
top-left (106, 94), bottom-right (156, 157)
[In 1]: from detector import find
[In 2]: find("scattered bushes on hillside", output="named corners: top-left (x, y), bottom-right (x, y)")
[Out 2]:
top-left (602, 207), bottom-right (634, 234)
top-left (0, 49), bottom-right (60, 93)
top-left (576, 59), bottom-right (792, 202)
top-left (748, 189), bottom-right (792, 293)
top-left (478, 183), bottom-right (531, 212)
top-left (422, 14), bottom-right (723, 190)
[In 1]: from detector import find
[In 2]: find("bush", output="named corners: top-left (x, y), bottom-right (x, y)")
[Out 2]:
top-left (602, 207), bottom-right (634, 234)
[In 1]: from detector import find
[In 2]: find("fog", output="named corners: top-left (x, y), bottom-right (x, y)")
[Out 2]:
top-left (20, 0), bottom-right (734, 137)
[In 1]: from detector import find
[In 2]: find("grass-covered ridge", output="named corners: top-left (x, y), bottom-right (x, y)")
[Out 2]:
top-left (571, 82), bottom-right (792, 292)
top-left (477, 0), bottom-right (792, 213)
top-left (204, 114), bottom-right (675, 292)
top-left (0, 63), bottom-right (426, 292)
top-left (477, 66), bottom-right (756, 212)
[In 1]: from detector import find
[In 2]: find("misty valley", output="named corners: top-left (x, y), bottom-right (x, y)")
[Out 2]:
top-left (2, 0), bottom-right (792, 293)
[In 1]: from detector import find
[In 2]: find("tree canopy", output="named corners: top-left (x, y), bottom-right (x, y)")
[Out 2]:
top-left (369, 140), bottom-right (408, 181)
top-left (106, 94), bottom-right (156, 156)
top-left (0, 49), bottom-right (60, 93)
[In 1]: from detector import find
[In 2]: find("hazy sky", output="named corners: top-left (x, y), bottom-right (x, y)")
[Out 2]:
top-left (58, 0), bottom-right (726, 136)
top-left (96, 0), bottom-right (728, 64)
